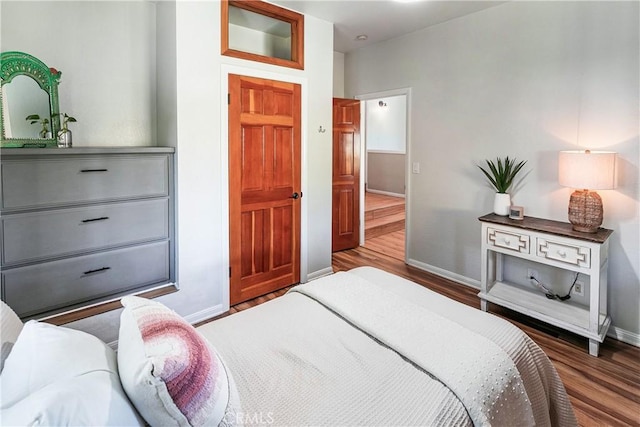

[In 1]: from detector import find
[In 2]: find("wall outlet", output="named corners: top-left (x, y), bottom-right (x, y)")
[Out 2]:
top-left (573, 280), bottom-right (585, 296)
top-left (527, 268), bottom-right (539, 283)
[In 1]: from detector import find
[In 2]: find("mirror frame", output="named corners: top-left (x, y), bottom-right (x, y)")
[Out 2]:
top-left (0, 51), bottom-right (61, 148)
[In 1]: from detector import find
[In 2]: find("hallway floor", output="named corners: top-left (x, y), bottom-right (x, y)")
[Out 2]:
top-left (364, 192), bottom-right (405, 260)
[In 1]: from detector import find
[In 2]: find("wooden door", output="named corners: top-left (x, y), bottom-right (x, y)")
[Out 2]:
top-left (332, 98), bottom-right (361, 252)
top-left (228, 74), bottom-right (301, 305)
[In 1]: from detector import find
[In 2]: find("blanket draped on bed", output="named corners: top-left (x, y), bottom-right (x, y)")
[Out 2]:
top-left (290, 272), bottom-right (535, 427)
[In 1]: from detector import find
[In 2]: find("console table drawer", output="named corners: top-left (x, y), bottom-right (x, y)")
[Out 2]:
top-left (1, 241), bottom-right (169, 318)
top-left (537, 238), bottom-right (590, 268)
top-left (487, 227), bottom-right (530, 253)
top-left (2, 199), bottom-right (169, 265)
top-left (1, 155), bottom-right (169, 210)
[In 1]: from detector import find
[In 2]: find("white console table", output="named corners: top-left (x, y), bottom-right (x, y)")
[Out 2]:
top-left (478, 213), bottom-right (613, 357)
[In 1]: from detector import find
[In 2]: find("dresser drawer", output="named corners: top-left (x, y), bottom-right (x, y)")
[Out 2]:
top-left (487, 227), bottom-right (530, 253)
top-left (1, 241), bottom-right (169, 318)
top-left (1, 155), bottom-right (169, 210)
top-left (537, 238), bottom-right (590, 268)
top-left (2, 199), bottom-right (169, 265)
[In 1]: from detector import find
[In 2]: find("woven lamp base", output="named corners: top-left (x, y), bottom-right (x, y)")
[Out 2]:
top-left (568, 190), bottom-right (603, 233)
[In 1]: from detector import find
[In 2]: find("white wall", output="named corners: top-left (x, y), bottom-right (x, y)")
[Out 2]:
top-left (366, 95), bottom-right (406, 153)
top-left (156, 1), bottom-right (177, 148)
top-left (1, 1), bottom-right (157, 146)
top-left (367, 152), bottom-right (405, 195)
top-left (365, 95), bottom-right (407, 195)
top-left (300, 17), bottom-right (335, 277)
top-left (333, 51), bottom-right (345, 97)
top-left (1, 1), bottom-right (334, 344)
top-left (345, 1), bottom-right (640, 341)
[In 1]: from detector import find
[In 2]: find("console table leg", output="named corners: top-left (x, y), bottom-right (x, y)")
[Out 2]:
top-left (481, 299), bottom-right (488, 312)
top-left (589, 339), bottom-right (600, 357)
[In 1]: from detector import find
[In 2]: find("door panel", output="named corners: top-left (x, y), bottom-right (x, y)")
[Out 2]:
top-left (332, 98), bottom-right (361, 252)
top-left (241, 126), bottom-right (266, 192)
top-left (229, 75), bottom-right (301, 305)
top-left (273, 128), bottom-right (294, 188)
top-left (240, 210), bottom-right (266, 277)
top-left (338, 189), bottom-right (355, 234)
top-left (272, 205), bottom-right (294, 268)
top-left (337, 133), bottom-right (355, 175)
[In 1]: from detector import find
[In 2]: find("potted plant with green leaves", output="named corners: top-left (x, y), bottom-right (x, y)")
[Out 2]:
top-left (57, 113), bottom-right (77, 148)
top-left (478, 156), bottom-right (527, 215)
top-left (25, 114), bottom-right (51, 139)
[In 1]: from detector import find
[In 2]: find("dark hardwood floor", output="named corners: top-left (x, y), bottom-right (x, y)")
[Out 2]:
top-left (220, 243), bottom-right (640, 426)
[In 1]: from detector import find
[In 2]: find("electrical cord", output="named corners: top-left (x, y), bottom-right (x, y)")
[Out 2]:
top-left (530, 272), bottom-right (579, 301)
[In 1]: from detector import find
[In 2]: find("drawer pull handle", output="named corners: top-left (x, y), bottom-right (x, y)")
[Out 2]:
top-left (83, 267), bottom-right (111, 275)
top-left (558, 250), bottom-right (567, 258)
top-left (81, 216), bottom-right (109, 223)
top-left (503, 238), bottom-right (511, 245)
top-left (80, 168), bottom-right (108, 173)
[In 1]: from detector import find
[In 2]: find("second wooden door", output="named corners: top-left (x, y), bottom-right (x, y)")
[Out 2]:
top-left (332, 98), bottom-right (361, 252)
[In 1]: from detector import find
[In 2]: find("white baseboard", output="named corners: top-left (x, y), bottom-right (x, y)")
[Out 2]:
top-left (184, 303), bottom-right (226, 325)
top-left (608, 325), bottom-right (640, 348)
top-left (306, 266), bottom-right (334, 282)
top-left (365, 188), bottom-right (406, 198)
top-left (407, 258), bottom-right (480, 289)
top-left (406, 258), bottom-right (639, 349)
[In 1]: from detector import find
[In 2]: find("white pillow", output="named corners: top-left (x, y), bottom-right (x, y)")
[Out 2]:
top-left (0, 320), bottom-right (143, 426)
top-left (0, 371), bottom-right (143, 426)
top-left (0, 300), bottom-right (23, 373)
top-left (118, 296), bottom-right (239, 426)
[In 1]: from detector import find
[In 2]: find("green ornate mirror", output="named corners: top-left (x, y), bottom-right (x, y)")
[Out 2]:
top-left (0, 51), bottom-right (61, 148)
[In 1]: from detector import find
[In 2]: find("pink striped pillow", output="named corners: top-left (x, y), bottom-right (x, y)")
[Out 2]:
top-left (117, 296), bottom-right (237, 426)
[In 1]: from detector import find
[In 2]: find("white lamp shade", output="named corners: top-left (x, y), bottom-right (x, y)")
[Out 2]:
top-left (558, 150), bottom-right (617, 190)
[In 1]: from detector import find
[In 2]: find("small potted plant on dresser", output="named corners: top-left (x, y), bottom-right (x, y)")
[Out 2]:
top-left (57, 113), bottom-right (77, 148)
top-left (25, 114), bottom-right (51, 138)
top-left (478, 156), bottom-right (527, 216)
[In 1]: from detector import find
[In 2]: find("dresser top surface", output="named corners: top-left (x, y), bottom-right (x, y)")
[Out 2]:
top-left (479, 213), bottom-right (613, 244)
top-left (0, 146), bottom-right (174, 156)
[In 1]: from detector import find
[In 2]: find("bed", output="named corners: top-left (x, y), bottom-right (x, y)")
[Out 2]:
top-left (0, 266), bottom-right (577, 426)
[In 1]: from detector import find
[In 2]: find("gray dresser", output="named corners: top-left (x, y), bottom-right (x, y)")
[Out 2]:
top-left (0, 147), bottom-right (175, 319)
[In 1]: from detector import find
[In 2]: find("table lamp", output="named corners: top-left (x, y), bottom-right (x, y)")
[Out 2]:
top-left (558, 150), bottom-right (617, 233)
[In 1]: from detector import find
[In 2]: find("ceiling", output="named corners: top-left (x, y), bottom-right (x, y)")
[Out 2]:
top-left (269, 0), bottom-right (505, 53)
top-left (270, 0), bottom-right (507, 53)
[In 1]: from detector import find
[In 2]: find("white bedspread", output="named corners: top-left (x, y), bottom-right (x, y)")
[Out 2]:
top-left (290, 273), bottom-right (534, 426)
top-left (198, 267), bottom-right (576, 426)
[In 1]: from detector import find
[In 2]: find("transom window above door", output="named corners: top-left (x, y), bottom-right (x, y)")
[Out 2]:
top-left (221, 0), bottom-right (304, 70)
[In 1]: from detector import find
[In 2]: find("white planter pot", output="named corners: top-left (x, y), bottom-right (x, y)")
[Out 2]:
top-left (493, 193), bottom-right (511, 216)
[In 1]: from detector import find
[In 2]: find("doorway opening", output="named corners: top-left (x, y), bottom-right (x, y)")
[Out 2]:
top-left (359, 92), bottom-right (409, 262)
